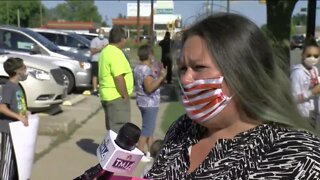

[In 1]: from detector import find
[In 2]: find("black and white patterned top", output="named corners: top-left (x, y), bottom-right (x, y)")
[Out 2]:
top-left (144, 115), bottom-right (320, 179)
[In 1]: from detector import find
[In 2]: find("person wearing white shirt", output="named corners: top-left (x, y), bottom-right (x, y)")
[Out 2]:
top-left (291, 38), bottom-right (320, 127)
top-left (90, 28), bottom-right (109, 95)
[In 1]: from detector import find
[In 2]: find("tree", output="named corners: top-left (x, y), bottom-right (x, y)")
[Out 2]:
top-left (292, 13), bottom-right (307, 26)
top-left (266, 0), bottom-right (298, 73)
top-left (0, 1), bottom-right (43, 27)
top-left (47, 0), bottom-right (102, 24)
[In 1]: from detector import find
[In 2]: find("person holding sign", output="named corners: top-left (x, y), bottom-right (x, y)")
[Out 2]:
top-left (0, 57), bottom-right (30, 180)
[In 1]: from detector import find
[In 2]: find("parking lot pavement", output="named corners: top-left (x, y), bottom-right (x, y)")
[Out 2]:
top-left (32, 100), bottom-right (171, 178)
top-left (34, 94), bottom-right (101, 155)
top-left (32, 103), bottom-right (105, 180)
top-left (32, 84), bottom-right (177, 179)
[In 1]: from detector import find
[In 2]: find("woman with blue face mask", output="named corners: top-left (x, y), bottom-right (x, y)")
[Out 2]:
top-left (144, 13), bottom-right (320, 180)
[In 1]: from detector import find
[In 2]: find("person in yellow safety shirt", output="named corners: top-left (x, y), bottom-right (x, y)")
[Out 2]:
top-left (98, 27), bottom-right (133, 134)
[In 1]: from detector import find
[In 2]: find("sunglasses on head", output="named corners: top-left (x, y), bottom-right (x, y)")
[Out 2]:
top-left (306, 54), bottom-right (319, 58)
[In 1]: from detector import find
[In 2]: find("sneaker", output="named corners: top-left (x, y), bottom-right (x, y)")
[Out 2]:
top-left (146, 151), bottom-right (151, 157)
top-left (140, 155), bottom-right (152, 162)
top-left (92, 90), bottom-right (99, 97)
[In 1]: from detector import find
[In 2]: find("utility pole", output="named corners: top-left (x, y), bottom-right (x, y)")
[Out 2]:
top-left (306, 0), bottom-right (316, 39)
top-left (226, 0), bottom-right (230, 13)
top-left (205, 0), bottom-right (210, 14)
top-left (40, 4), bottom-right (43, 27)
top-left (136, 0), bottom-right (140, 43)
top-left (17, 9), bottom-right (20, 27)
top-left (6, 1), bottom-right (9, 25)
top-left (149, 0), bottom-right (154, 46)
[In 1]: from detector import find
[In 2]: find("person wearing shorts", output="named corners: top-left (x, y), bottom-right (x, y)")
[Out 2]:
top-left (133, 44), bottom-right (166, 154)
top-left (99, 27), bottom-right (133, 133)
top-left (90, 28), bottom-right (108, 95)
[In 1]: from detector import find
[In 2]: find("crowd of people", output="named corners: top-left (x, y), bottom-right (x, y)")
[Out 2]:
top-left (144, 13), bottom-right (320, 179)
top-left (95, 26), bottom-right (172, 155)
top-left (93, 12), bottom-right (320, 179)
top-left (3, 11), bottom-right (320, 179)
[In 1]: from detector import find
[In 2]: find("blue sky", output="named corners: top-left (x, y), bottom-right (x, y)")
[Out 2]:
top-left (42, 0), bottom-right (320, 27)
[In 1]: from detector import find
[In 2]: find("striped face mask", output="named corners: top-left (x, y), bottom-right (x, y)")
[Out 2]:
top-left (180, 77), bottom-right (232, 123)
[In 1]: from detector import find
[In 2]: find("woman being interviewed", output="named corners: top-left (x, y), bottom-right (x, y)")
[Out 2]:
top-left (144, 13), bottom-right (320, 179)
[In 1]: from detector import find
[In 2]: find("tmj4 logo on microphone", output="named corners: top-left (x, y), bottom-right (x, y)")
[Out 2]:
top-left (112, 155), bottom-right (135, 170)
top-left (99, 139), bottom-right (110, 161)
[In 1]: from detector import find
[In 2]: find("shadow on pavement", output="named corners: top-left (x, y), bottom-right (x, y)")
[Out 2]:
top-left (76, 138), bottom-right (99, 156)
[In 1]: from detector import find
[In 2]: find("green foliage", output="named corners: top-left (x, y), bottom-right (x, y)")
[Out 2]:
top-left (291, 20), bottom-right (296, 35)
top-left (161, 101), bottom-right (185, 133)
top-left (0, 1), bottom-right (43, 27)
top-left (47, 0), bottom-right (102, 24)
top-left (125, 25), bottom-right (149, 38)
top-left (260, 24), bottom-right (267, 34)
top-left (0, 0), bottom-right (103, 27)
top-left (292, 13), bottom-right (307, 26)
top-left (125, 38), bottom-right (162, 62)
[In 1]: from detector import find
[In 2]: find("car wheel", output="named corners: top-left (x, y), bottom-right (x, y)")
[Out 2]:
top-left (61, 69), bottom-right (75, 94)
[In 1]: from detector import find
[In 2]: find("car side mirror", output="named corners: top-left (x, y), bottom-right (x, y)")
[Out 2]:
top-left (77, 43), bottom-right (88, 49)
top-left (30, 44), bottom-right (41, 55)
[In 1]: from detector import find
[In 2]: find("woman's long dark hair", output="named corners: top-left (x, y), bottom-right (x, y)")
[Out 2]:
top-left (181, 13), bottom-right (313, 131)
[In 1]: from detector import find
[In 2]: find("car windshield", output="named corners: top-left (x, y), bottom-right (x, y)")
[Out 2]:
top-left (69, 33), bottom-right (91, 47)
top-left (20, 28), bottom-right (62, 52)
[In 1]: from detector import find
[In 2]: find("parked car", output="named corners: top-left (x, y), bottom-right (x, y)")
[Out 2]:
top-left (76, 32), bottom-right (99, 41)
top-left (0, 50), bottom-right (67, 112)
top-left (290, 35), bottom-right (305, 50)
top-left (31, 28), bottom-right (91, 58)
top-left (0, 25), bottom-right (92, 93)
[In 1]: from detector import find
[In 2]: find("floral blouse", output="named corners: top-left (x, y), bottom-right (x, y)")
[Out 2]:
top-left (145, 115), bottom-right (320, 179)
top-left (134, 64), bottom-right (160, 107)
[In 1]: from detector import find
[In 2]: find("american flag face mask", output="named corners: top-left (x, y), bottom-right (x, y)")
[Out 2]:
top-left (179, 77), bottom-right (232, 123)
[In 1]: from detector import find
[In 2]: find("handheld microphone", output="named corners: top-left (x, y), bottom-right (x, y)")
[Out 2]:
top-left (74, 123), bottom-right (144, 180)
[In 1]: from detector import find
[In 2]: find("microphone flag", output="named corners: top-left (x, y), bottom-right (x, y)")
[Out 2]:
top-left (97, 130), bottom-right (144, 174)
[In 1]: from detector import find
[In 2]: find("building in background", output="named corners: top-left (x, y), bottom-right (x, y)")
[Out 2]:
top-left (154, 1), bottom-right (181, 41)
top-left (111, 0), bottom-right (181, 42)
top-left (39, 21), bottom-right (98, 33)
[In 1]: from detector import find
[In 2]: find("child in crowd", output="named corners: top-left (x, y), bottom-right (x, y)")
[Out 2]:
top-left (0, 57), bottom-right (29, 180)
top-left (291, 38), bottom-right (320, 127)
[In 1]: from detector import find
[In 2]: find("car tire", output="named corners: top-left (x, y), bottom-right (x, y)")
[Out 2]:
top-left (61, 69), bottom-right (75, 94)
